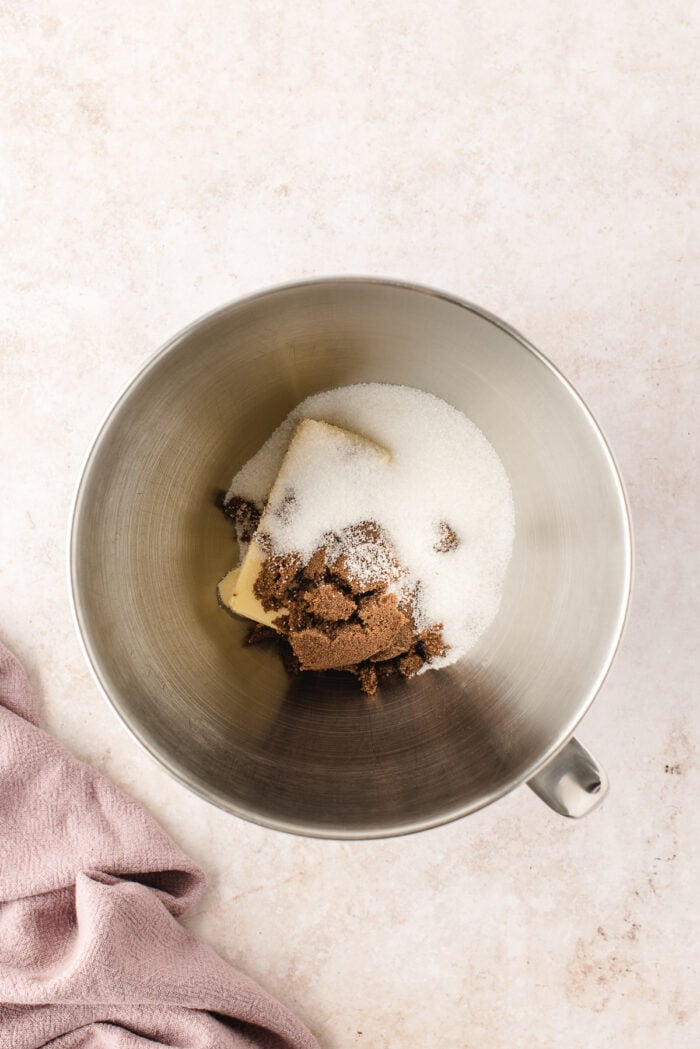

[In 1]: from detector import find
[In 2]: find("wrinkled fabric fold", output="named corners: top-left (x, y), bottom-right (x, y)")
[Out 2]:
top-left (0, 640), bottom-right (318, 1049)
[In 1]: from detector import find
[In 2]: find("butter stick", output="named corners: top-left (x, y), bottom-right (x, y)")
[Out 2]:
top-left (220, 419), bottom-right (391, 630)
top-left (218, 543), bottom-right (288, 628)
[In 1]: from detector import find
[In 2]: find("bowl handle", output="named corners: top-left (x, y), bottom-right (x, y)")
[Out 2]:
top-left (527, 737), bottom-right (608, 818)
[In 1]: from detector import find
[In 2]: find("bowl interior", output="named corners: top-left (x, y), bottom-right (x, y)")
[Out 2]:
top-left (71, 281), bottom-right (630, 837)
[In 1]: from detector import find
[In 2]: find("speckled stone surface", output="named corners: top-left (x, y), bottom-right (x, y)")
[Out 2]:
top-left (1, 3), bottom-right (698, 1046)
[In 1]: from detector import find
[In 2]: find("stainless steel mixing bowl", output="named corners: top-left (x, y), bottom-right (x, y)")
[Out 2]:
top-left (69, 279), bottom-right (632, 837)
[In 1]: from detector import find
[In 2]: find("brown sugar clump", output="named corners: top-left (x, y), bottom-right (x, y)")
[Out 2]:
top-left (330, 521), bottom-right (400, 594)
top-left (218, 493), bottom-right (262, 544)
top-left (286, 602), bottom-right (312, 632)
top-left (397, 652), bottom-right (424, 677)
top-left (328, 554), bottom-right (368, 595)
top-left (290, 591), bottom-right (411, 671)
top-left (370, 617), bottom-right (415, 663)
top-left (246, 624), bottom-right (277, 645)
top-left (217, 496), bottom-right (450, 695)
top-left (257, 550), bottom-right (448, 694)
top-left (418, 626), bottom-right (448, 661)
top-left (357, 664), bottom-right (379, 696)
top-left (434, 521), bottom-right (459, 553)
top-left (303, 583), bottom-right (356, 621)
top-left (253, 551), bottom-right (302, 609)
top-left (280, 645), bottom-right (301, 676)
top-left (303, 546), bottom-right (327, 580)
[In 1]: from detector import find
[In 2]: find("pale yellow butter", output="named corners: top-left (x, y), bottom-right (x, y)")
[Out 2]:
top-left (217, 542), bottom-right (287, 628)
top-left (219, 418), bottom-right (390, 629)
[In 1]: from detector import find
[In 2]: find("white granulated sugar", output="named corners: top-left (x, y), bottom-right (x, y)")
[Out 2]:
top-left (227, 383), bottom-right (515, 668)
top-left (341, 533), bottom-right (400, 590)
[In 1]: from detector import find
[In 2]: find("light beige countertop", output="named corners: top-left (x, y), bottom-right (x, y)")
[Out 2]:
top-left (2, 3), bottom-right (698, 1046)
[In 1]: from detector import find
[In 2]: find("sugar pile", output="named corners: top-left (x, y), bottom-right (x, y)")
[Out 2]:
top-left (227, 383), bottom-right (515, 668)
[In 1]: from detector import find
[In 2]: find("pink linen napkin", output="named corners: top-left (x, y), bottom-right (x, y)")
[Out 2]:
top-left (0, 640), bottom-right (319, 1049)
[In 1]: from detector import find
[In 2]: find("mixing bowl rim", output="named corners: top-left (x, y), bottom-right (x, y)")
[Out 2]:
top-left (68, 276), bottom-right (633, 839)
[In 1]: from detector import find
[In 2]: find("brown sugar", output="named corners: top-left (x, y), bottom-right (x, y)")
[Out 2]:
top-left (357, 664), bottom-right (379, 696)
top-left (303, 583), bottom-right (356, 621)
top-left (303, 546), bottom-right (327, 580)
top-left (218, 493), bottom-right (262, 544)
top-left (290, 591), bottom-right (413, 672)
top-left (246, 623), bottom-right (277, 645)
top-left (253, 551), bottom-right (302, 609)
top-left (418, 626), bottom-right (448, 660)
top-left (434, 521), bottom-right (459, 553)
top-left (218, 498), bottom-right (449, 694)
top-left (397, 652), bottom-right (424, 677)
